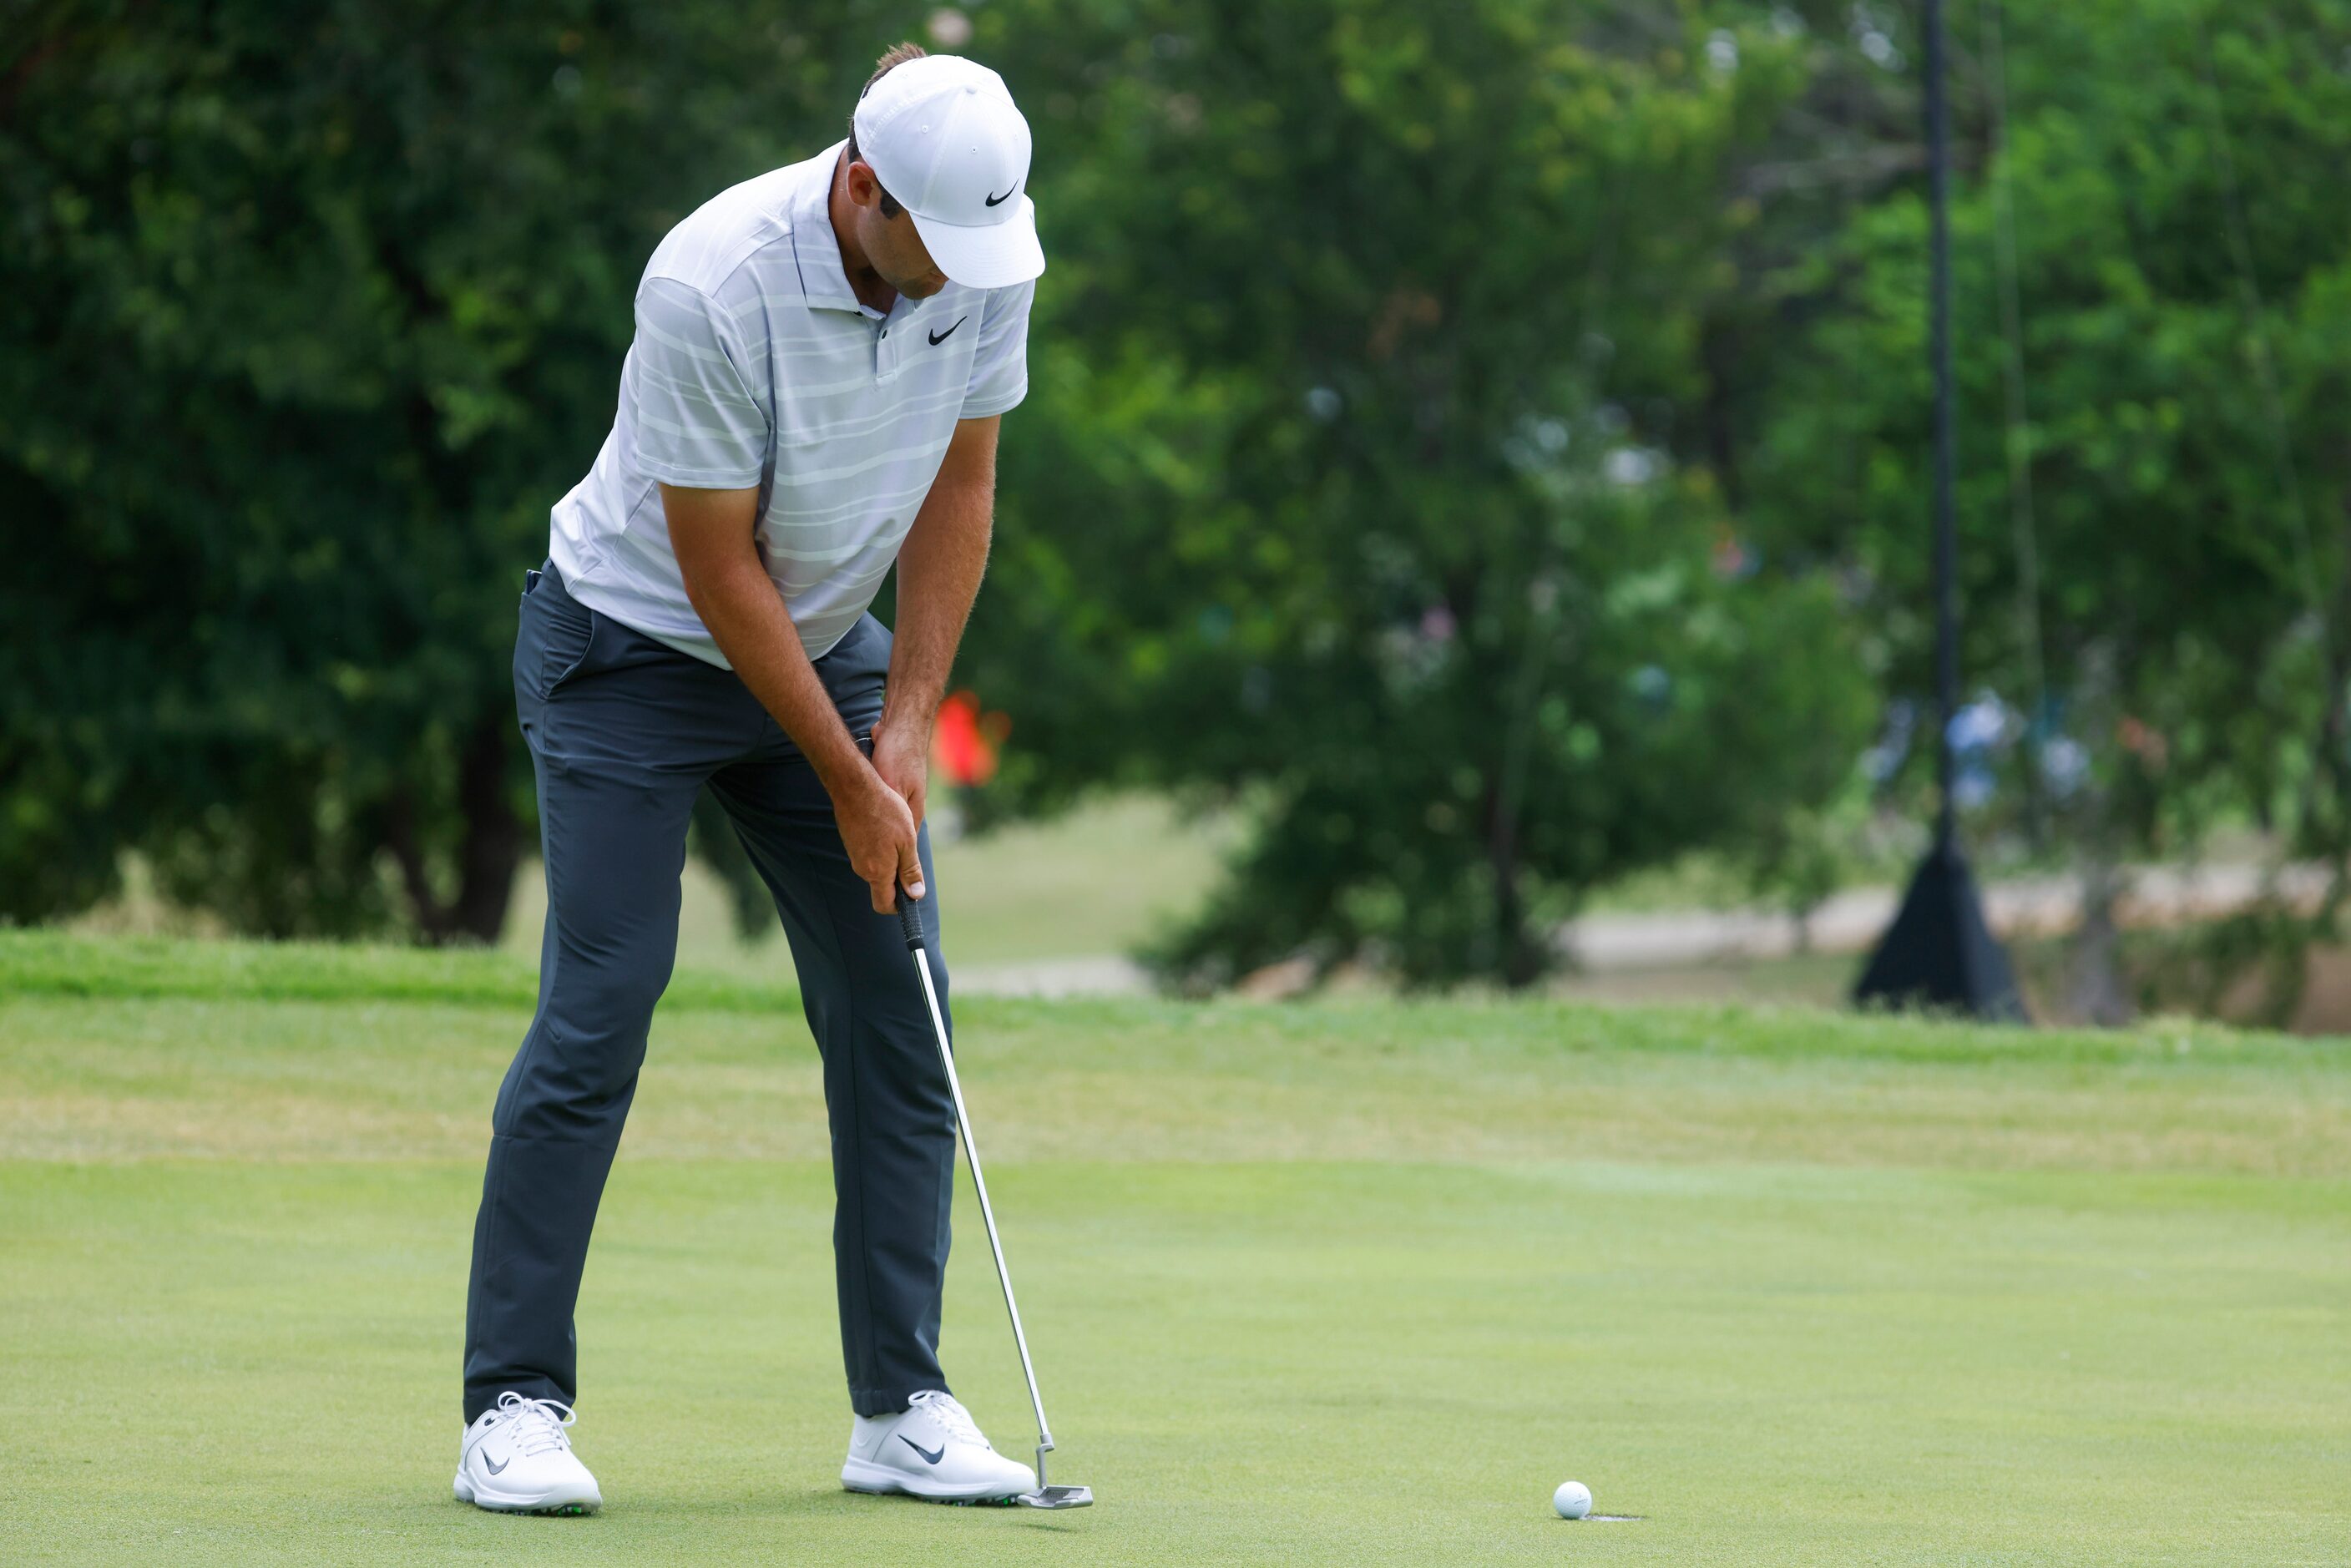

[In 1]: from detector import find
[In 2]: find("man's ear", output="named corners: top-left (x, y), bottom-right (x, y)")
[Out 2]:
top-left (844, 159), bottom-right (877, 210)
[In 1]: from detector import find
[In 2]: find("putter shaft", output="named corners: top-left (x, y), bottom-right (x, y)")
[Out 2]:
top-left (897, 890), bottom-right (1090, 1507)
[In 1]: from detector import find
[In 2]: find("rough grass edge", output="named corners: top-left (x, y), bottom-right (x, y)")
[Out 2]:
top-left (0, 928), bottom-right (795, 1014)
top-left (5, 930), bottom-right (2348, 1075)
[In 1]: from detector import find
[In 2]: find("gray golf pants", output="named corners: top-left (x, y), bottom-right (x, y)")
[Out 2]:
top-left (463, 560), bottom-right (954, 1424)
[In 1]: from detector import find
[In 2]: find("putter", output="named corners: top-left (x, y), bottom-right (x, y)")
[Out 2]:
top-left (897, 887), bottom-right (1094, 1510)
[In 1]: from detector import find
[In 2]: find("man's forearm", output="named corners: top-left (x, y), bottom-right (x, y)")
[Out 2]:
top-left (882, 472), bottom-right (994, 737)
top-left (677, 549), bottom-right (874, 797)
top-left (660, 478), bottom-right (922, 910)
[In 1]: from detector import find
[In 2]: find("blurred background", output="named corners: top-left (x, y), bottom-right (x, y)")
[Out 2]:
top-left (6, 0), bottom-right (2348, 1029)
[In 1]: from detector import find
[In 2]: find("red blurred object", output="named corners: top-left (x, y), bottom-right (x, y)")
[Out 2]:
top-left (932, 690), bottom-right (1007, 787)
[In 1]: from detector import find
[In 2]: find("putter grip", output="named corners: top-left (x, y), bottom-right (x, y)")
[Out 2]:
top-left (895, 886), bottom-right (925, 951)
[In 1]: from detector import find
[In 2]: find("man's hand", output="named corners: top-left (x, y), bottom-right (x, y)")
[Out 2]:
top-left (836, 768), bottom-right (925, 912)
top-left (869, 713), bottom-right (930, 827)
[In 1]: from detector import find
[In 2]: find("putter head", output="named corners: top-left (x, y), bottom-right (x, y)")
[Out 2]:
top-left (1019, 1485), bottom-right (1094, 1510)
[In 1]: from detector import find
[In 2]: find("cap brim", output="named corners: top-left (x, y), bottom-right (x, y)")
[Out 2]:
top-left (908, 195), bottom-right (1045, 290)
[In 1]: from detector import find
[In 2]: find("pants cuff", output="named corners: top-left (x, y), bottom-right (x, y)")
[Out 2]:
top-left (463, 1378), bottom-right (573, 1426)
top-left (848, 1383), bottom-right (948, 1419)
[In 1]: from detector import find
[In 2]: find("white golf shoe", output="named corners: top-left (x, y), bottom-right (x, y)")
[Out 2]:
top-left (841, 1389), bottom-right (1037, 1503)
top-left (453, 1391), bottom-right (602, 1515)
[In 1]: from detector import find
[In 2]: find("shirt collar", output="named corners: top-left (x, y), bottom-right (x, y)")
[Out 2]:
top-left (791, 139), bottom-right (883, 318)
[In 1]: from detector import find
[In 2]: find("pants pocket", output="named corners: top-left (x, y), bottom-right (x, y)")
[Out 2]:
top-left (544, 603), bottom-right (597, 697)
top-left (518, 577), bottom-right (598, 705)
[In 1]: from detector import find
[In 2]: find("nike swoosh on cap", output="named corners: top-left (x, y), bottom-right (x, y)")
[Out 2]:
top-left (984, 186), bottom-right (1015, 207)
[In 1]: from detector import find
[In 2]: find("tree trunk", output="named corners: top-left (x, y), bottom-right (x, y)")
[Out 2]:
top-left (2066, 859), bottom-right (2133, 1026)
top-left (385, 716), bottom-right (524, 946)
top-left (1701, 319), bottom-right (1744, 515)
top-left (1484, 781), bottom-right (1543, 989)
top-left (447, 714), bottom-right (524, 943)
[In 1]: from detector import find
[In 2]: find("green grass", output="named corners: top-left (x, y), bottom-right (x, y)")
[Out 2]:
top-left (3, 933), bottom-right (2348, 1564)
top-left (0, 928), bottom-right (791, 1013)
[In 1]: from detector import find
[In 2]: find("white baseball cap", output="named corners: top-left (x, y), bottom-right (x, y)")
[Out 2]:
top-left (852, 54), bottom-right (1044, 290)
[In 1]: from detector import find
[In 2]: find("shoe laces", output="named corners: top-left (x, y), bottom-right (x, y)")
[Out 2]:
top-left (493, 1391), bottom-right (577, 1459)
top-left (907, 1389), bottom-right (985, 1448)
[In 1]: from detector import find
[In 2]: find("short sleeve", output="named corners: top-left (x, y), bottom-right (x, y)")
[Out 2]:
top-left (961, 279), bottom-right (1034, 418)
top-left (627, 276), bottom-right (770, 488)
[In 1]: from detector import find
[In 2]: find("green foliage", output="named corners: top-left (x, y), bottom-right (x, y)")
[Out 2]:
top-left (971, 0), bottom-right (1877, 985)
top-left (18, 0), bottom-right (2334, 998)
top-left (1, 0), bottom-right (1880, 984)
top-left (0, 1), bottom-right (920, 938)
top-left (1740, 0), bottom-right (2351, 899)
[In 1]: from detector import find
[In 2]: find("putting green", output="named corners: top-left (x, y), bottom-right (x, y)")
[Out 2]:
top-left (2, 933), bottom-right (2346, 1565)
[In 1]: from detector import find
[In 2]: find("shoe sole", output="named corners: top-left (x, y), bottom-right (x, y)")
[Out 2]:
top-left (841, 1455), bottom-right (1029, 1504)
top-left (454, 1470), bottom-right (601, 1515)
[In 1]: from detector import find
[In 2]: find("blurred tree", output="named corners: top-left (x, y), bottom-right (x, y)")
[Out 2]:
top-left (968, 0), bottom-right (1878, 986)
top-left (53, 0), bottom-right (2291, 998)
top-left (1735, 0), bottom-right (2351, 1021)
top-left (0, 0), bottom-right (912, 938)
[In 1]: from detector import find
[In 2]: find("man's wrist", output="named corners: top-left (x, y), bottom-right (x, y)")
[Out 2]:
top-left (879, 693), bottom-right (941, 740)
top-left (807, 731), bottom-right (884, 806)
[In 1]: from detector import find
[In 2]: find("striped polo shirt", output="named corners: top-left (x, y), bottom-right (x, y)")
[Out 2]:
top-left (548, 138), bottom-right (1033, 665)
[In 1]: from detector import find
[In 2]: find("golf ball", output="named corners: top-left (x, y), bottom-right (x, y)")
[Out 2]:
top-left (1553, 1480), bottom-right (1593, 1520)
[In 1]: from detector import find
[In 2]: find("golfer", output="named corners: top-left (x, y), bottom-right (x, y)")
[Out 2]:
top-left (454, 46), bottom-right (1044, 1514)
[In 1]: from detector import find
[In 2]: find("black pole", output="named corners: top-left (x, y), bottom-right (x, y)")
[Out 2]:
top-left (1853, 0), bottom-right (2025, 1021)
top-left (1927, 0), bottom-right (1959, 855)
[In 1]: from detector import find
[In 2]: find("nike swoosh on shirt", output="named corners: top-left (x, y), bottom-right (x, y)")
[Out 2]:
top-left (928, 316), bottom-right (968, 346)
top-left (898, 1435), bottom-right (946, 1465)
